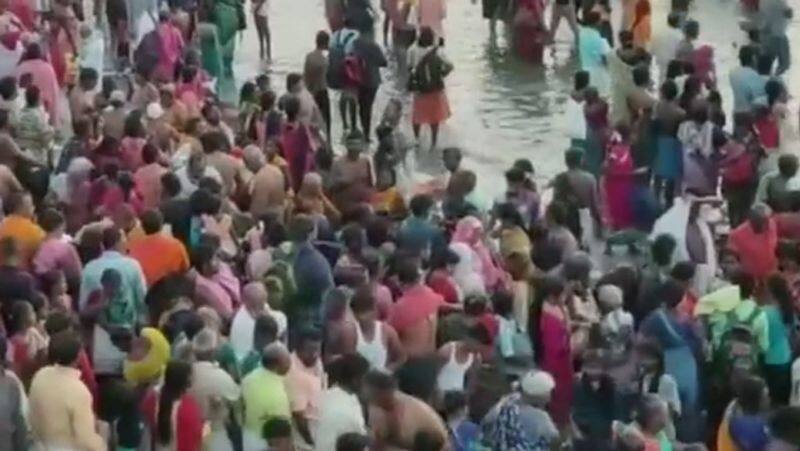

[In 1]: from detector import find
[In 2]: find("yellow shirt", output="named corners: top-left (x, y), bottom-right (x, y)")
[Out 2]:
top-left (241, 367), bottom-right (291, 434)
top-left (28, 365), bottom-right (106, 451)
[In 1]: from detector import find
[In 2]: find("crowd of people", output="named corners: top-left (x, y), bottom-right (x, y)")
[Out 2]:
top-left (0, 0), bottom-right (796, 449)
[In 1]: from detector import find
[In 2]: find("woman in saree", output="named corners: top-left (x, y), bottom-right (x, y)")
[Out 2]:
top-left (584, 86), bottom-right (610, 178)
top-left (531, 276), bottom-right (573, 427)
top-left (212, 0), bottom-right (242, 76)
top-left (197, 21), bottom-right (224, 83)
top-left (452, 215), bottom-right (505, 292)
top-left (603, 127), bottom-right (635, 231)
top-left (154, 12), bottom-right (185, 82)
top-left (141, 359), bottom-right (206, 451)
top-left (639, 279), bottom-right (702, 442)
top-left (513, 0), bottom-right (548, 64)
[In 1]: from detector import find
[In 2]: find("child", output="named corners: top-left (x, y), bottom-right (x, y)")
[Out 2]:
top-left (596, 284), bottom-right (634, 359)
top-left (603, 125), bottom-right (635, 231)
top-left (7, 300), bottom-right (47, 387)
top-left (40, 269), bottom-right (73, 313)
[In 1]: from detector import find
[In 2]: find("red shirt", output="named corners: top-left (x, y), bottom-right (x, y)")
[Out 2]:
top-left (728, 219), bottom-right (778, 280)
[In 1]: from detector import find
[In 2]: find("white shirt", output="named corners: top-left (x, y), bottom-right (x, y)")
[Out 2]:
top-left (229, 307), bottom-right (288, 360)
top-left (314, 386), bottom-right (366, 451)
top-left (565, 96), bottom-right (586, 140)
top-left (191, 360), bottom-right (241, 426)
top-left (176, 165), bottom-right (223, 199)
top-left (651, 27), bottom-right (683, 81)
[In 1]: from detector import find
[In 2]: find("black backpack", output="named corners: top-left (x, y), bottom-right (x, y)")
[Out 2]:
top-left (408, 49), bottom-right (451, 94)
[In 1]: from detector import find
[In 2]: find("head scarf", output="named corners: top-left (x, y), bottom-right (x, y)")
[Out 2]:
top-left (123, 327), bottom-right (170, 384)
top-left (452, 216), bottom-right (506, 290)
top-left (449, 242), bottom-right (486, 298)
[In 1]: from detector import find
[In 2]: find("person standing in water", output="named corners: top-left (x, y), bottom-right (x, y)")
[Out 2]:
top-left (408, 26), bottom-right (453, 151)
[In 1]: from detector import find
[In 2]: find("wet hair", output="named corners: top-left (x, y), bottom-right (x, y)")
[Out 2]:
top-left (496, 202), bottom-right (525, 229)
top-left (565, 148), bottom-right (584, 169)
top-left (666, 59), bottom-right (684, 80)
top-left (584, 11), bottom-right (601, 26)
top-left (190, 242), bottom-right (217, 272)
top-left (778, 153), bottom-right (799, 178)
top-left (253, 314), bottom-right (279, 348)
top-left (326, 353), bottom-right (370, 390)
top-left (738, 45), bottom-right (756, 67)
top-left (286, 73), bottom-right (303, 92)
top-left (3, 191), bottom-right (29, 216)
top-left (316, 30), bottom-right (330, 48)
top-left (259, 90), bottom-right (277, 111)
top-left (670, 261), bottom-right (696, 282)
top-left (25, 85), bottom-right (40, 106)
top-left (505, 167), bottom-right (526, 184)
top-left (157, 360), bottom-right (193, 445)
top-left (396, 259), bottom-right (421, 285)
top-left (283, 95), bottom-right (301, 121)
top-left (651, 234), bottom-right (677, 267)
top-left (735, 376), bottom-right (766, 414)
top-left (20, 42), bottom-right (44, 61)
top-left (350, 284), bottom-right (376, 314)
top-left (48, 330), bottom-right (81, 366)
top-left (262, 417), bottom-right (292, 441)
top-left (409, 194), bottom-right (435, 218)
top-left (0, 110), bottom-right (9, 130)
top-left (297, 327), bottom-right (322, 347)
top-left (767, 274), bottom-right (796, 326)
top-left (757, 53), bottom-right (774, 76)
top-left (660, 279), bottom-right (686, 309)
top-left (200, 130), bottom-right (230, 154)
top-left (124, 110), bottom-right (146, 138)
top-left (546, 201), bottom-right (569, 226)
top-left (683, 19), bottom-right (699, 39)
top-left (659, 80), bottom-right (678, 101)
top-left (442, 390), bottom-right (467, 417)
top-left (161, 172), bottom-right (181, 197)
top-left (140, 210), bottom-right (164, 234)
top-left (79, 67), bottom-right (99, 87)
top-left (141, 143), bottom-right (159, 165)
top-left (0, 76), bottom-right (16, 100)
top-left (239, 81), bottom-right (257, 105)
top-left (765, 79), bottom-right (786, 107)
top-left (336, 433), bottom-right (370, 451)
top-left (102, 226), bottom-right (123, 250)
top-left (189, 188), bottom-right (222, 216)
top-left (667, 12), bottom-right (681, 28)
top-left (418, 26), bottom-right (435, 47)
top-left (39, 208), bottom-right (65, 233)
top-left (731, 269), bottom-right (755, 300)
top-left (632, 66), bottom-right (650, 87)
top-left (365, 369), bottom-right (398, 392)
top-left (574, 70), bottom-right (590, 91)
top-left (72, 117), bottom-right (92, 138)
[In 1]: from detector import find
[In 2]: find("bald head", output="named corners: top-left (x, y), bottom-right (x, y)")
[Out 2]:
top-left (262, 342), bottom-right (291, 375)
top-left (242, 282), bottom-right (268, 316)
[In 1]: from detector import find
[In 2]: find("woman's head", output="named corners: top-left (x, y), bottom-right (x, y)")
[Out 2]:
top-left (20, 42), bottom-right (43, 62)
top-left (158, 360), bottom-right (193, 444)
top-left (539, 275), bottom-right (565, 306)
top-left (124, 110), bottom-right (146, 138)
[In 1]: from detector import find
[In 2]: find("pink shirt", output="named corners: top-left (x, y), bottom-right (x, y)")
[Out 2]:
top-left (417, 0), bottom-right (446, 37)
top-left (134, 163), bottom-right (167, 210)
top-left (33, 237), bottom-right (82, 280)
top-left (193, 262), bottom-right (241, 319)
top-left (285, 353), bottom-right (324, 422)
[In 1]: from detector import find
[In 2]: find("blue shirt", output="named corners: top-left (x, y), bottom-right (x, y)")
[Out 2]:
top-left (397, 217), bottom-right (445, 255)
top-left (729, 66), bottom-right (766, 113)
top-left (79, 251), bottom-right (147, 319)
top-left (763, 305), bottom-right (793, 365)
